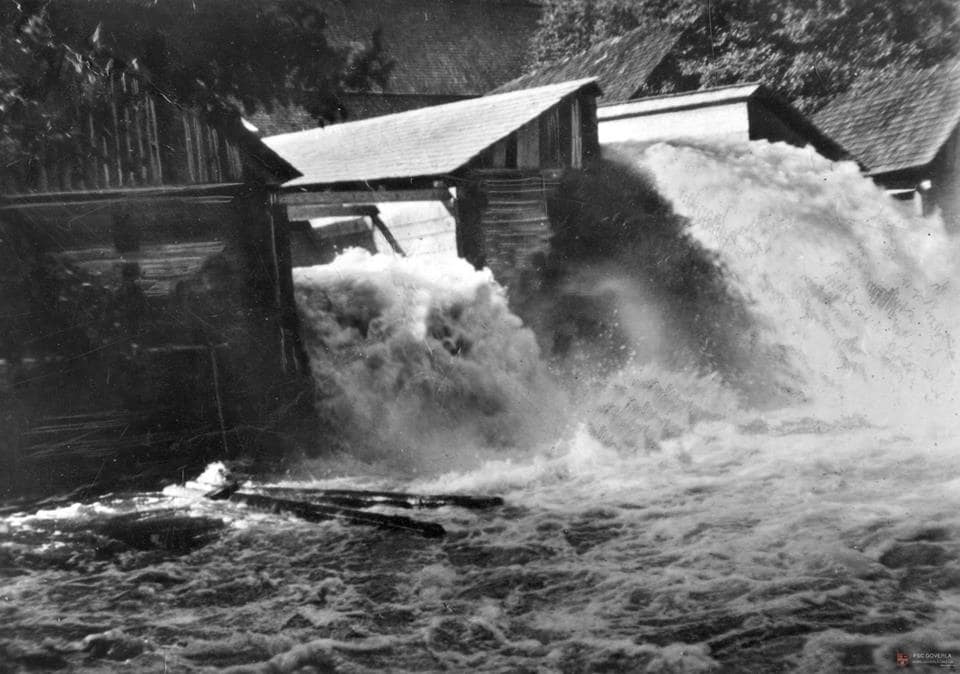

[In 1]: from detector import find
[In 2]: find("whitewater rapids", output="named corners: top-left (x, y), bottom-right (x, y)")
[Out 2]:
top-left (2, 140), bottom-right (960, 672)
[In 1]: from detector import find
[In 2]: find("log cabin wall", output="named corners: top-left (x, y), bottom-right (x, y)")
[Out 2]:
top-left (0, 186), bottom-right (307, 495)
top-left (0, 74), bottom-right (307, 494)
top-left (458, 92), bottom-right (598, 294)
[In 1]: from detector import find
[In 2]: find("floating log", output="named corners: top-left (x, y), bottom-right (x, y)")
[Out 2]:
top-left (255, 486), bottom-right (504, 511)
top-left (205, 483), bottom-right (446, 539)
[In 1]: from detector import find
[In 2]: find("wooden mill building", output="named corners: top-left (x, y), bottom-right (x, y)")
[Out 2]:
top-left (264, 78), bottom-right (602, 290)
top-left (597, 83), bottom-right (847, 160)
top-left (0, 72), bottom-right (310, 496)
top-left (814, 61), bottom-right (960, 229)
top-left (493, 27), bottom-right (846, 162)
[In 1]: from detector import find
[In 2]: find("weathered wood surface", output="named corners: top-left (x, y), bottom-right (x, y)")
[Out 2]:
top-left (256, 486), bottom-right (505, 511)
top-left (0, 184), bottom-right (309, 498)
top-left (3, 72), bottom-right (245, 195)
top-left (206, 484), bottom-right (447, 538)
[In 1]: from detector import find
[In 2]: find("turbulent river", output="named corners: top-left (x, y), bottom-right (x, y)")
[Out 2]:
top-left (3, 141), bottom-right (960, 673)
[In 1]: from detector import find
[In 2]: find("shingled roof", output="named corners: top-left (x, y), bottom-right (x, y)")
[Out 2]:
top-left (263, 79), bottom-right (601, 187)
top-left (813, 61), bottom-right (960, 176)
top-left (491, 27), bottom-right (679, 103)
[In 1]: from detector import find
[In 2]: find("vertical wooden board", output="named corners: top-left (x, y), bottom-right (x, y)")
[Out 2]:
top-left (120, 76), bottom-right (136, 185)
top-left (490, 139), bottom-right (508, 168)
top-left (182, 115), bottom-right (196, 184)
top-left (558, 98), bottom-right (573, 167)
top-left (580, 95), bottom-right (600, 164)
top-left (148, 96), bottom-right (163, 184)
top-left (193, 115), bottom-right (207, 183)
top-left (517, 120), bottom-right (540, 168)
top-left (110, 79), bottom-right (123, 186)
top-left (86, 112), bottom-right (100, 189)
top-left (540, 107), bottom-right (561, 168)
top-left (210, 127), bottom-right (223, 182)
top-left (571, 98), bottom-right (583, 169)
top-left (130, 79), bottom-right (147, 185)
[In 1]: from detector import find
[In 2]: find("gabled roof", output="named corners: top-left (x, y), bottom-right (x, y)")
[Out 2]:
top-left (320, 0), bottom-right (539, 96)
top-left (247, 94), bottom-right (469, 136)
top-left (264, 79), bottom-right (601, 187)
top-left (491, 27), bottom-right (679, 102)
top-left (813, 61), bottom-right (960, 175)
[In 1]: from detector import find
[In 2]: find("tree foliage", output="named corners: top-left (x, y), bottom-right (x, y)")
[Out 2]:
top-left (0, 0), bottom-right (393, 163)
top-left (533, 0), bottom-right (960, 111)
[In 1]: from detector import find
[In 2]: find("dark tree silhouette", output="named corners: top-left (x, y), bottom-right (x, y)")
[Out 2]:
top-left (533, 0), bottom-right (960, 111)
top-left (0, 0), bottom-right (394, 171)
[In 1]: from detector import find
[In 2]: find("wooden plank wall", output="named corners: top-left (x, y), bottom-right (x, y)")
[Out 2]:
top-left (6, 73), bottom-right (245, 194)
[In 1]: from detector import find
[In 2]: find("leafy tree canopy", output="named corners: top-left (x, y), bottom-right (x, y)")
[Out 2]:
top-left (0, 0), bottom-right (393, 151)
top-left (533, 0), bottom-right (960, 111)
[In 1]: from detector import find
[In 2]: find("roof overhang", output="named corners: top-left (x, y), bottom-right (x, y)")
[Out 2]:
top-left (264, 78), bottom-right (601, 189)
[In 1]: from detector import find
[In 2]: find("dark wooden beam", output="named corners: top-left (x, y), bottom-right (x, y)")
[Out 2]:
top-left (280, 188), bottom-right (451, 205)
top-left (286, 203), bottom-right (379, 221)
top-left (0, 182), bottom-right (250, 209)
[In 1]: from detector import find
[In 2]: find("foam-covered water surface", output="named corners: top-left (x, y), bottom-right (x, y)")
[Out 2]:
top-left (3, 140), bottom-right (960, 672)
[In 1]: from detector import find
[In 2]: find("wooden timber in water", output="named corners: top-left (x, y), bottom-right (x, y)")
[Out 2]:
top-left (205, 482), bottom-right (458, 539)
top-left (254, 486), bottom-right (505, 511)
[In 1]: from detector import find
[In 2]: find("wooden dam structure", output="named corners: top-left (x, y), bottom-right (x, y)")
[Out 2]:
top-left (0, 72), bottom-right (310, 497)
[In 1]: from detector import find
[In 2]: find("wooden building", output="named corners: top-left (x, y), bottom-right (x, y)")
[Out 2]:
top-left (0, 73), bottom-right (309, 496)
top-left (597, 83), bottom-right (848, 160)
top-left (264, 78), bottom-right (602, 290)
top-left (493, 29), bottom-right (845, 162)
top-left (813, 62), bottom-right (960, 229)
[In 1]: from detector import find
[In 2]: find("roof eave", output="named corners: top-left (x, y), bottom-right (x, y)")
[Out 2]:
top-left (751, 85), bottom-right (854, 164)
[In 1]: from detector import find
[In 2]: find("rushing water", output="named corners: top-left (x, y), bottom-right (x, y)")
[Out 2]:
top-left (3, 141), bottom-right (960, 673)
